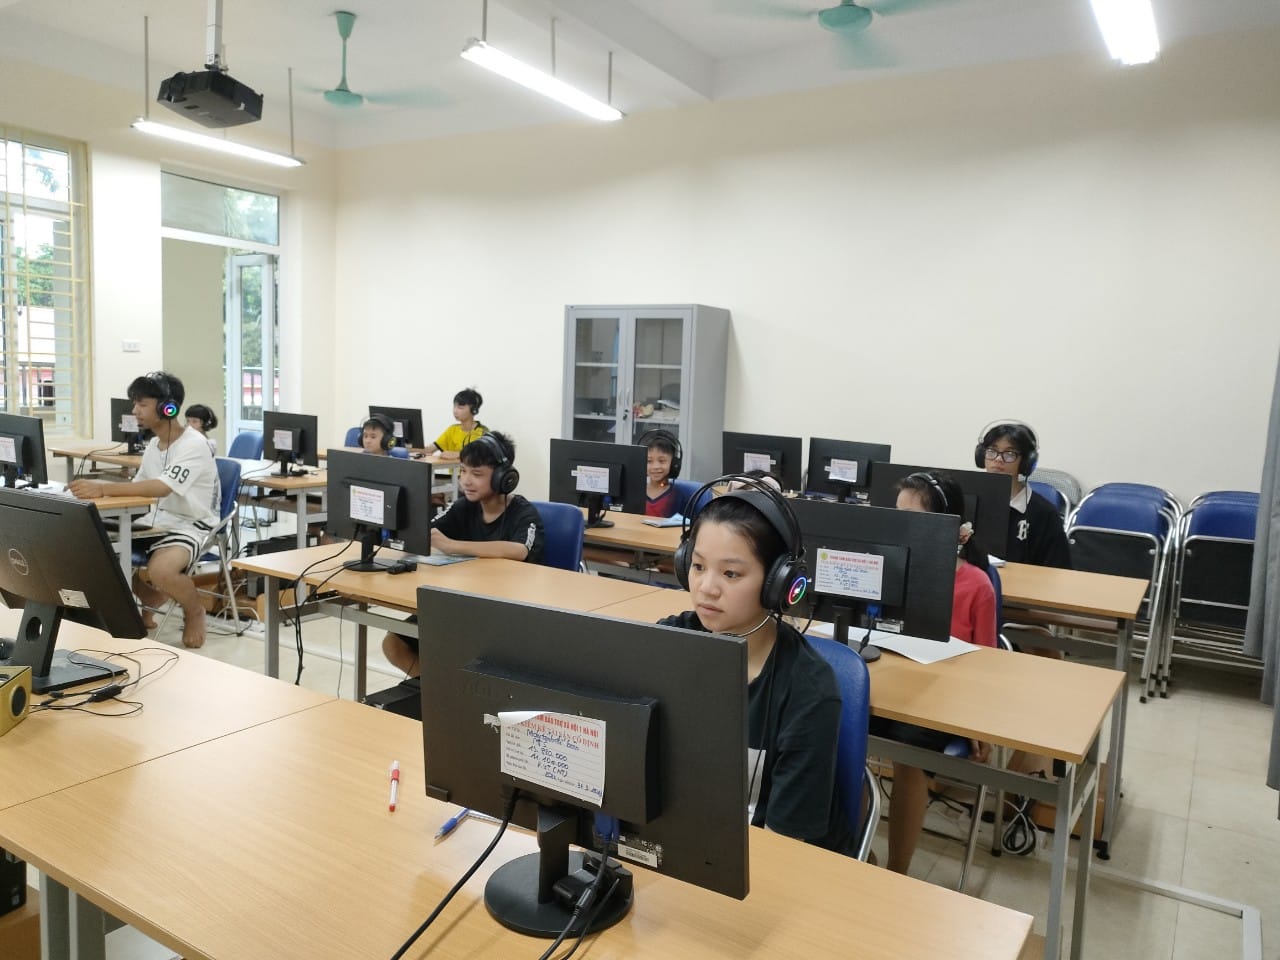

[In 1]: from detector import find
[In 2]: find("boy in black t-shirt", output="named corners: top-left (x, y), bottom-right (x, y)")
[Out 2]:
top-left (381, 432), bottom-right (544, 676)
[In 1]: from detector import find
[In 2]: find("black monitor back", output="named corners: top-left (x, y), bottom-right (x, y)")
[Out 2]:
top-left (0, 412), bottom-right (49, 487)
top-left (262, 410), bottom-right (319, 467)
top-left (547, 439), bottom-right (647, 515)
top-left (805, 438), bottom-right (892, 500)
top-left (324, 448), bottom-right (433, 555)
top-left (721, 431), bottom-right (803, 493)
top-left (868, 462), bottom-right (1011, 559)
top-left (368, 405), bottom-right (425, 449)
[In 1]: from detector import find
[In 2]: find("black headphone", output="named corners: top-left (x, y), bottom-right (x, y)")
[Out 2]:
top-left (147, 372), bottom-right (180, 420)
top-left (364, 414), bottom-right (397, 451)
top-left (675, 473), bottom-right (809, 616)
top-left (905, 471), bottom-right (951, 513)
top-left (638, 429), bottom-right (682, 481)
top-left (471, 432), bottom-right (519, 495)
top-left (974, 420), bottom-right (1039, 477)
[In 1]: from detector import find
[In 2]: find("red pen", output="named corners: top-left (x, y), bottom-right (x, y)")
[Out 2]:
top-left (388, 760), bottom-right (400, 812)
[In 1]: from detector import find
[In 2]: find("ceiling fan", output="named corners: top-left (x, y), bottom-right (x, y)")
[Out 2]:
top-left (316, 11), bottom-right (451, 110)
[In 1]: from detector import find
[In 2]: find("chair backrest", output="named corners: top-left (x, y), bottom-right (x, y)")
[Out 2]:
top-left (531, 500), bottom-right (585, 571)
top-left (671, 478), bottom-right (710, 517)
top-left (344, 426), bottom-right (362, 447)
top-left (227, 430), bottom-right (263, 460)
top-left (985, 563), bottom-right (1004, 634)
top-left (1031, 467), bottom-right (1082, 507)
top-left (1028, 481), bottom-right (1068, 521)
top-left (807, 636), bottom-right (871, 854)
top-left (390, 446), bottom-right (409, 459)
top-left (214, 457), bottom-right (242, 521)
top-left (1186, 497), bottom-right (1258, 541)
top-left (1070, 495), bottom-right (1171, 542)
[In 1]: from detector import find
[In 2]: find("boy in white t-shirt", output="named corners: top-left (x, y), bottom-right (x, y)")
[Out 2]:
top-left (71, 372), bottom-right (220, 649)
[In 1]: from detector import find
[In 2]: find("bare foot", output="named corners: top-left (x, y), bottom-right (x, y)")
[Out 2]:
top-left (140, 609), bottom-right (158, 631)
top-left (181, 618), bottom-right (206, 649)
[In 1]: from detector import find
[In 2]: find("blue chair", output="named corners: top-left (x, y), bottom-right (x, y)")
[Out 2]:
top-left (135, 458), bottom-right (248, 637)
top-left (808, 636), bottom-right (879, 862)
top-left (227, 430), bottom-right (263, 460)
top-left (344, 426), bottom-right (362, 447)
top-left (531, 500), bottom-right (586, 572)
top-left (1028, 480), bottom-right (1069, 523)
top-left (671, 478), bottom-right (712, 518)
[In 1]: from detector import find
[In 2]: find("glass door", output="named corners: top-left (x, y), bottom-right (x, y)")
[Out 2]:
top-left (224, 253), bottom-right (277, 438)
top-left (629, 310), bottom-right (685, 445)
top-left (570, 312), bottom-right (624, 443)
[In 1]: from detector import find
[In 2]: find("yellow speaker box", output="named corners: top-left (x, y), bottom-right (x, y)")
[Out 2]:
top-left (0, 666), bottom-right (31, 737)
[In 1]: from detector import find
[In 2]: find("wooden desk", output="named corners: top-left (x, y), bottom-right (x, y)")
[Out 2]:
top-left (233, 542), bottom-right (663, 697)
top-left (0, 699), bottom-right (1031, 960)
top-left (0, 611), bottom-right (331, 813)
top-left (246, 469), bottom-right (327, 548)
top-left (48, 440), bottom-right (142, 483)
top-left (595, 589), bottom-right (1121, 960)
top-left (997, 563), bottom-right (1147, 859)
top-left (581, 511), bottom-right (682, 554)
top-left (88, 494), bottom-right (159, 581)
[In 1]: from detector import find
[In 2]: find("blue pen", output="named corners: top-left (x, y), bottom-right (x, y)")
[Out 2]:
top-left (435, 808), bottom-right (471, 841)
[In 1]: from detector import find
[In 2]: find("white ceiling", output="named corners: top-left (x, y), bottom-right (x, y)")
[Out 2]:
top-left (1, 0), bottom-right (1278, 151)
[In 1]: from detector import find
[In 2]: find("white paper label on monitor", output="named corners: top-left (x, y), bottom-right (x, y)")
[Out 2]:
top-left (392, 421), bottom-right (405, 439)
top-left (814, 547), bottom-right (884, 601)
top-left (615, 837), bottom-right (661, 868)
top-left (272, 429), bottom-right (293, 451)
top-left (490, 710), bottom-right (607, 807)
top-left (741, 452), bottom-right (774, 474)
top-left (120, 414), bottom-right (139, 433)
top-left (58, 589), bottom-right (90, 609)
top-left (348, 484), bottom-right (385, 525)
top-left (826, 458), bottom-right (859, 483)
top-left (573, 465), bottom-right (610, 495)
top-left (0, 437), bottom-right (15, 463)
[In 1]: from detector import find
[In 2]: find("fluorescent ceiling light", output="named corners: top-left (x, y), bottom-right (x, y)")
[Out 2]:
top-left (131, 119), bottom-right (304, 168)
top-left (461, 39), bottom-right (622, 122)
top-left (1089, 0), bottom-right (1160, 66)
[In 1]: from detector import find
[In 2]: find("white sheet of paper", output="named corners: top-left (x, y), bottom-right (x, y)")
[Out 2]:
top-left (0, 437), bottom-right (16, 463)
top-left (574, 465), bottom-right (611, 495)
top-left (272, 428), bottom-right (293, 450)
top-left (806, 623), bottom-right (982, 664)
top-left (741, 451), bottom-right (773, 474)
top-left (348, 484), bottom-right (385, 525)
top-left (392, 421), bottom-right (405, 439)
top-left (814, 547), bottom-right (884, 601)
top-left (120, 414), bottom-right (139, 433)
top-left (827, 458), bottom-right (859, 483)
top-left (641, 513), bottom-right (684, 528)
top-left (488, 710), bottom-right (607, 807)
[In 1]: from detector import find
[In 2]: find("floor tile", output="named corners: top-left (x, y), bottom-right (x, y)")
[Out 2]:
top-left (1188, 764), bottom-right (1280, 841)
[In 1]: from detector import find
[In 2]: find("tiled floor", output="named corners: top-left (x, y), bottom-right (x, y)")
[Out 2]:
top-left (23, 573), bottom-right (1280, 958)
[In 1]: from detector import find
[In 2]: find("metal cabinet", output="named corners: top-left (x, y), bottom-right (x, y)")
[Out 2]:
top-left (563, 304), bottom-right (729, 483)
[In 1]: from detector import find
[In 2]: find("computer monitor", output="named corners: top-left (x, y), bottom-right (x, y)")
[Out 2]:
top-left (109, 397), bottom-right (150, 454)
top-left (419, 587), bottom-right (748, 938)
top-left (790, 498), bottom-right (958, 660)
top-left (367, 405), bottom-right (425, 450)
top-left (721, 431), bottom-right (803, 494)
top-left (324, 448), bottom-right (433, 571)
top-left (868, 462), bottom-right (1011, 559)
top-left (261, 410), bottom-right (319, 477)
top-left (547, 439), bottom-right (647, 528)
top-left (0, 488), bottom-right (143, 693)
top-left (0, 412), bottom-right (49, 488)
top-left (805, 437), bottom-right (892, 502)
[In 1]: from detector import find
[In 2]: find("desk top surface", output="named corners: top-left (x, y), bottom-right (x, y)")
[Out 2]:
top-left (49, 439), bottom-right (140, 465)
top-left (91, 494), bottom-right (157, 511)
top-left (0, 698), bottom-right (1031, 960)
top-left (581, 510), bottom-right (683, 552)
top-left (0, 612), bottom-right (331, 811)
top-left (595, 590), bottom-right (1122, 762)
top-left (999, 562), bottom-right (1148, 620)
top-left (250, 468), bottom-right (328, 490)
top-left (234, 541), bottom-right (662, 613)
top-left (319, 448), bottom-right (460, 466)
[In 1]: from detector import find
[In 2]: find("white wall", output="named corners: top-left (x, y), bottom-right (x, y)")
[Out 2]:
top-left (331, 28), bottom-right (1280, 504)
top-left (161, 238), bottom-right (225, 450)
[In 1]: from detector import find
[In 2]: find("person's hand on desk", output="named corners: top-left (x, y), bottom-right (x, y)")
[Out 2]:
top-left (69, 478), bottom-right (109, 499)
top-left (430, 528), bottom-right (458, 554)
top-left (969, 740), bottom-right (991, 764)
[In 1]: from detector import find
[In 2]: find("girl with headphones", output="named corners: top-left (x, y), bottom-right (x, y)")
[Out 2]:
top-left (639, 429), bottom-right (682, 518)
top-left (183, 403), bottom-right (219, 456)
top-left (880, 470), bottom-right (998, 875)
top-left (976, 420), bottom-right (1070, 568)
top-left (382, 432), bottom-right (545, 677)
top-left (658, 475), bottom-right (856, 857)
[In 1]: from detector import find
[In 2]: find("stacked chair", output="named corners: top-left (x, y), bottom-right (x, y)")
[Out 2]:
top-left (1066, 483), bottom-right (1181, 703)
top-left (1151, 491), bottom-right (1260, 698)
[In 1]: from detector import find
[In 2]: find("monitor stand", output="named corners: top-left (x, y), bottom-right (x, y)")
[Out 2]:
top-left (1, 602), bottom-right (126, 694)
top-left (342, 526), bottom-right (395, 572)
top-left (485, 804), bottom-right (632, 938)
top-left (832, 605), bottom-right (881, 663)
top-left (581, 494), bottom-right (614, 529)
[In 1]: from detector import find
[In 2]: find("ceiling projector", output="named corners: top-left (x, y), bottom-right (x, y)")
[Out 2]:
top-left (157, 69), bottom-right (264, 128)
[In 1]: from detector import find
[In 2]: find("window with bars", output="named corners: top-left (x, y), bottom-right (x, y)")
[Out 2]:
top-left (0, 128), bottom-right (90, 437)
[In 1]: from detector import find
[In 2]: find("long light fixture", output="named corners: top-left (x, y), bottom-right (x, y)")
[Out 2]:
top-left (131, 119), bottom-right (304, 167)
top-left (1089, 0), bottom-right (1160, 66)
top-left (461, 38), bottom-right (622, 122)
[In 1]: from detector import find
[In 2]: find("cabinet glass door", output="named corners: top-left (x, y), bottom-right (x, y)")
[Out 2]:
top-left (570, 314), bottom-right (621, 443)
top-left (629, 312), bottom-right (684, 444)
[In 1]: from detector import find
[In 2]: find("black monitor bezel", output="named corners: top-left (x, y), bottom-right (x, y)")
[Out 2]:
top-left (721, 431), bottom-right (803, 494)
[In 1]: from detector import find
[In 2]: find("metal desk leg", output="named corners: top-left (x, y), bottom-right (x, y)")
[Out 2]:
top-left (68, 891), bottom-right (108, 960)
top-left (293, 490), bottom-right (308, 549)
top-left (40, 873), bottom-right (70, 960)
top-left (62, 455), bottom-right (75, 484)
top-left (1071, 741), bottom-right (1102, 960)
top-left (263, 574), bottom-right (281, 679)
top-left (116, 521), bottom-right (134, 584)
top-left (1099, 617), bottom-right (1132, 858)
top-left (355, 602), bottom-right (368, 702)
top-left (1044, 762), bottom-right (1076, 960)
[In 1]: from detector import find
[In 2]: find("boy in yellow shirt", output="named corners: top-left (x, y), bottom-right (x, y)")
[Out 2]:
top-left (424, 387), bottom-right (487, 461)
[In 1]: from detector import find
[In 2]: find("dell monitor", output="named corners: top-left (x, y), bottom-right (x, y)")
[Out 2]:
top-left (262, 410), bottom-right (319, 477)
top-left (325, 448), bottom-right (433, 571)
top-left (548, 439), bottom-right (647, 528)
top-left (367, 405), bottom-right (425, 450)
top-left (0, 488), bottom-right (144, 693)
top-left (0, 412), bottom-right (49, 489)
top-left (868, 462), bottom-right (1011, 559)
top-left (722, 431), bottom-right (802, 494)
top-left (790, 498), bottom-right (958, 661)
top-left (419, 587), bottom-right (748, 938)
top-left (805, 438), bottom-right (892, 502)
top-left (109, 397), bottom-right (150, 454)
